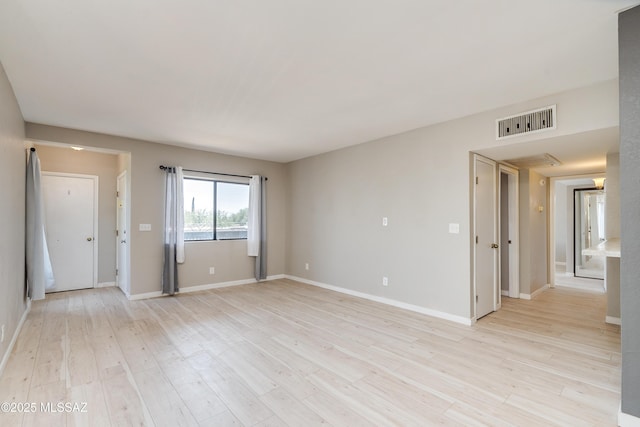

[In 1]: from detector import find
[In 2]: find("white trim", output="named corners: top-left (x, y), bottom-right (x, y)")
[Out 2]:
top-left (606, 316), bottom-right (622, 325)
top-left (619, 406), bottom-right (640, 427)
top-left (555, 261), bottom-right (567, 267)
top-left (0, 299), bottom-right (31, 378)
top-left (501, 290), bottom-right (509, 296)
top-left (116, 170), bottom-right (131, 297)
top-left (127, 274), bottom-right (286, 301)
top-left (519, 284), bottom-right (550, 300)
top-left (286, 275), bottom-right (473, 326)
top-left (97, 282), bottom-right (116, 288)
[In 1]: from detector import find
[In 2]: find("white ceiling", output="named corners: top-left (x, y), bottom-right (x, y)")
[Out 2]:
top-left (0, 0), bottom-right (637, 163)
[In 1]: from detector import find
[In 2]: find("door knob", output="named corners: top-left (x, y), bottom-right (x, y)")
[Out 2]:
top-left (490, 243), bottom-right (499, 249)
top-left (121, 240), bottom-right (126, 244)
top-left (86, 237), bottom-right (93, 242)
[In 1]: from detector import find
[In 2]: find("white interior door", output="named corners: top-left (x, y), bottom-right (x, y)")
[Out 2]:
top-left (42, 173), bottom-right (97, 292)
top-left (116, 171), bottom-right (130, 296)
top-left (474, 155), bottom-right (498, 319)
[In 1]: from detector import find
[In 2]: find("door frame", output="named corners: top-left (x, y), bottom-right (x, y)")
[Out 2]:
top-left (42, 171), bottom-right (99, 290)
top-left (573, 187), bottom-right (604, 280)
top-left (498, 164), bottom-right (520, 299)
top-left (116, 170), bottom-right (130, 296)
top-left (548, 173), bottom-right (605, 287)
top-left (472, 154), bottom-right (498, 320)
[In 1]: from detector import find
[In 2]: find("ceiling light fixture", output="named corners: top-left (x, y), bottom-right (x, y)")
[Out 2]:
top-left (593, 177), bottom-right (605, 190)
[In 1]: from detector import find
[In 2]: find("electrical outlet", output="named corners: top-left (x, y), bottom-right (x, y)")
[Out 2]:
top-left (1, 325), bottom-right (4, 343)
top-left (382, 217), bottom-right (388, 227)
top-left (209, 267), bottom-right (215, 275)
top-left (305, 263), bottom-right (309, 270)
top-left (382, 277), bottom-right (388, 286)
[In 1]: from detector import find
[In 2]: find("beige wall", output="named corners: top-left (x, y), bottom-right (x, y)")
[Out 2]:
top-left (35, 144), bottom-right (119, 284)
top-left (0, 62), bottom-right (27, 371)
top-left (286, 80), bottom-right (616, 319)
top-left (24, 79), bottom-right (618, 319)
top-left (517, 169), bottom-right (549, 296)
top-left (26, 124), bottom-right (288, 297)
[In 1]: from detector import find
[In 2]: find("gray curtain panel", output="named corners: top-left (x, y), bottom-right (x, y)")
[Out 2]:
top-left (25, 148), bottom-right (55, 300)
top-left (255, 176), bottom-right (267, 281)
top-left (162, 166), bottom-right (184, 295)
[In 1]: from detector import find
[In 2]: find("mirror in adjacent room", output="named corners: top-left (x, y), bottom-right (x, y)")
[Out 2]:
top-left (574, 188), bottom-right (605, 280)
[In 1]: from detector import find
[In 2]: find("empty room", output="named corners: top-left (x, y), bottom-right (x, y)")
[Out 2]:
top-left (1, 1), bottom-right (640, 426)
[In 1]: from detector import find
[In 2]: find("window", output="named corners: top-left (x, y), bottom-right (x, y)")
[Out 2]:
top-left (183, 178), bottom-right (249, 241)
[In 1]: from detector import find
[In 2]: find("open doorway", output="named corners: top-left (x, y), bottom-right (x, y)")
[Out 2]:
top-left (498, 165), bottom-right (520, 298)
top-left (552, 176), bottom-right (605, 292)
top-left (473, 154), bottom-right (521, 320)
top-left (32, 141), bottom-right (131, 297)
top-left (499, 165), bottom-right (520, 299)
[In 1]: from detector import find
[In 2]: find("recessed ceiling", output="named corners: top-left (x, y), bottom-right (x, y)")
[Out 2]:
top-left (0, 0), bottom-right (637, 162)
top-left (503, 153), bottom-right (562, 170)
top-left (476, 127), bottom-right (619, 177)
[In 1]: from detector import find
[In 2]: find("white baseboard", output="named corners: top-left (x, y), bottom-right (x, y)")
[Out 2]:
top-left (619, 405), bottom-right (640, 426)
top-left (128, 291), bottom-right (163, 301)
top-left (606, 316), bottom-right (622, 325)
top-left (501, 290), bottom-right (509, 296)
top-left (127, 274), bottom-right (286, 301)
top-left (97, 282), bottom-right (116, 288)
top-left (285, 275), bottom-right (473, 326)
top-left (520, 284), bottom-right (550, 300)
top-left (0, 299), bottom-right (31, 378)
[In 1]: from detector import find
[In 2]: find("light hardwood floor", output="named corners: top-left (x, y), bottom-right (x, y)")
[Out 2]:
top-left (0, 279), bottom-right (621, 426)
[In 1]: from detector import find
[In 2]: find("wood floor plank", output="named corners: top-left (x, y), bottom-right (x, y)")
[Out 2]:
top-left (0, 281), bottom-right (621, 426)
top-left (186, 351), bottom-right (275, 425)
top-left (133, 366), bottom-right (198, 427)
top-left (22, 380), bottom-right (67, 427)
top-left (101, 364), bottom-right (153, 426)
top-left (259, 387), bottom-right (328, 426)
top-left (156, 356), bottom-right (228, 422)
top-left (66, 381), bottom-right (111, 427)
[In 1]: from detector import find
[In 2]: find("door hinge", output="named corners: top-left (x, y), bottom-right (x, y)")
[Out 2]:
top-left (476, 235), bottom-right (478, 244)
top-left (476, 176), bottom-right (479, 184)
top-left (116, 191), bottom-right (119, 197)
top-left (116, 229), bottom-right (119, 236)
top-left (476, 295), bottom-right (479, 302)
top-left (116, 269), bottom-right (118, 276)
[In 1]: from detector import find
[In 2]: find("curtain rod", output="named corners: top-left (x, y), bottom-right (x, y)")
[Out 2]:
top-left (159, 165), bottom-right (267, 181)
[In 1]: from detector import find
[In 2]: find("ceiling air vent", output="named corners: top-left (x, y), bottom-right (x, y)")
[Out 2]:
top-left (496, 105), bottom-right (556, 140)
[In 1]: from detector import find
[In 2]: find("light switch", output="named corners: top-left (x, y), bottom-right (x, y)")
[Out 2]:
top-left (382, 217), bottom-right (388, 227)
top-left (139, 224), bottom-right (151, 231)
top-left (449, 223), bottom-right (460, 234)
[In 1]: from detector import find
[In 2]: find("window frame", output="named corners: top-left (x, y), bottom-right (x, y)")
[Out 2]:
top-left (182, 175), bottom-right (250, 242)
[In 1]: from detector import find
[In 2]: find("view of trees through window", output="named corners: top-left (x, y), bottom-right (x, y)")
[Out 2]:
top-left (183, 178), bottom-right (249, 240)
